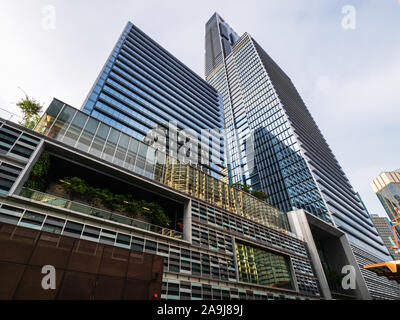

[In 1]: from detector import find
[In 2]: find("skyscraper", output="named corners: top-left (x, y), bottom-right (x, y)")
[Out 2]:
top-left (205, 12), bottom-right (399, 299)
top-left (370, 215), bottom-right (400, 260)
top-left (0, 99), bottom-right (325, 300)
top-left (371, 170), bottom-right (400, 234)
top-left (82, 22), bottom-right (225, 179)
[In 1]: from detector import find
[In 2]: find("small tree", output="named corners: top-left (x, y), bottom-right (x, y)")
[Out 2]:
top-left (16, 89), bottom-right (43, 129)
top-left (232, 183), bottom-right (269, 202)
top-left (232, 183), bottom-right (251, 193)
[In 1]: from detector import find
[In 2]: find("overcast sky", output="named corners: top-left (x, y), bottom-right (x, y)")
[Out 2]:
top-left (0, 0), bottom-right (399, 218)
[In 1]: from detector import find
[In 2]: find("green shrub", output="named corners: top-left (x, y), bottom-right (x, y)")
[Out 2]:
top-left (59, 177), bottom-right (93, 200)
top-left (250, 190), bottom-right (269, 201)
top-left (24, 152), bottom-right (51, 191)
top-left (58, 176), bottom-right (171, 228)
top-left (232, 183), bottom-right (269, 202)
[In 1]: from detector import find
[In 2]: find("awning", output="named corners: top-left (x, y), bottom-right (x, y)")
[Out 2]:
top-left (364, 261), bottom-right (400, 284)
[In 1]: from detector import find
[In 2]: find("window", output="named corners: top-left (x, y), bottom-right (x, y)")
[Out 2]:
top-left (63, 221), bottom-right (83, 238)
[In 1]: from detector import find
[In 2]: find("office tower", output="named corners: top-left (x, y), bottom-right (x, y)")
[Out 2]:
top-left (205, 13), bottom-right (399, 299)
top-left (0, 100), bottom-right (324, 300)
top-left (357, 192), bottom-right (372, 219)
top-left (371, 215), bottom-right (400, 260)
top-left (82, 22), bottom-right (225, 179)
top-left (371, 170), bottom-right (400, 234)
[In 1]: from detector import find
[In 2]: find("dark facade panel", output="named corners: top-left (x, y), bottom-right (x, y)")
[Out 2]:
top-left (0, 222), bottom-right (163, 300)
top-left (221, 37), bottom-right (232, 57)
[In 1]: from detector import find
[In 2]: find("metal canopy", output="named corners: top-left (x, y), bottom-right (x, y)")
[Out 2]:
top-left (364, 261), bottom-right (400, 284)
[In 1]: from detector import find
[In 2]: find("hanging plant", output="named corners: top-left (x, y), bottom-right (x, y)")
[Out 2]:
top-left (58, 176), bottom-right (171, 228)
top-left (25, 152), bottom-right (51, 192)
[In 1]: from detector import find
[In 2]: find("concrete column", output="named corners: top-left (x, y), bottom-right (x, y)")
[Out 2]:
top-left (287, 209), bottom-right (332, 300)
top-left (182, 199), bottom-right (192, 242)
top-left (9, 140), bottom-right (45, 196)
top-left (287, 209), bottom-right (372, 300)
top-left (338, 236), bottom-right (372, 300)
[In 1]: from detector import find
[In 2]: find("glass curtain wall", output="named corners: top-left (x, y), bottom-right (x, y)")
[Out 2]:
top-left (35, 100), bottom-right (289, 233)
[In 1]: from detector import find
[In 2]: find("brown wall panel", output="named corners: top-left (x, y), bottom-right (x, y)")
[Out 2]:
top-left (0, 262), bottom-right (25, 299)
top-left (127, 251), bottom-right (154, 281)
top-left (0, 226), bottom-right (38, 264)
top-left (92, 275), bottom-right (125, 300)
top-left (0, 222), bottom-right (163, 300)
top-left (98, 246), bottom-right (129, 277)
top-left (68, 241), bottom-right (104, 274)
top-left (13, 266), bottom-right (64, 300)
top-left (29, 234), bottom-right (74, 269)
top-left (123, 279), bottom-right (151, 300)
top-left (57, 271), bottom-right (97, 300)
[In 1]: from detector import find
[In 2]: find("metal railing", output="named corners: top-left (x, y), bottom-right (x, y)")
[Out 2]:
top-left (19, 187), bottom-right (183, 240)
top-left (0, 107), bottom-right (23, 123)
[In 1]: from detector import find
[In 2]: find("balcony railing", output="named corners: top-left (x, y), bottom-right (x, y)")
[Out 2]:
top-left (19, 187), bottom-right (183, 240)
top-left (0, 107), bottom-right (23, 123)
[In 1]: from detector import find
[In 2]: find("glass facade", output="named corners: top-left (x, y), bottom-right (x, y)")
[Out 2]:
top-left (0, 121), bottom-right (40, 196)
top-left (35, 100), bottom-right (289, 234)
top-left (0, 113), bottom-right (322, 300)
top-left (372, 170), bottom-right (400, 234)
top-left (207, 33), bottom-right (331, 224)
top-left (371, 215), bottom-right (400, 260)
top-left (205, 13), bottom-right (390, 262)
top-left (205, 13), bottom-right (399, 299)
top-left (205, 13), bottom-right (239, 78)
top-left (235, 242), bottom-right (293, 289)
top-left (81, 22), bottom-right (225, 179)
top-left (0, 123), bottom-right (40, 164)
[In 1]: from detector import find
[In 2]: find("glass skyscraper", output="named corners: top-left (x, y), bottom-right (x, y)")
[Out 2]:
top-left (205, 13), bottom-right (399, 299)
top-left (371, 170), bottom-right (400, 234)
top-left (82, 22), bottom-right (225, 179)
top-left (370, 215), bottom-right (400, 260)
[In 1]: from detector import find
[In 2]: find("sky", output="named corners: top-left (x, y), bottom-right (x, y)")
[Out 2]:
top-left (0, 0), bottom-right (399, 218)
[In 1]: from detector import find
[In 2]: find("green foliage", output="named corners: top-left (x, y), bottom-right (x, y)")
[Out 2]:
top-left (59, 176), bottom-right (171, 227)
top-left (20, 115), bottom-right (41, 130)
top-left (24, 152), bottom-right (51, 191)
top-left (16, 91), bottom-right (43, 129)
top-left (60, 177), bottom-right (93, 199)
top-left (250, 190), bottom-right (269, 201)
top-left (232, 183), bottom-right (269, 201)
top-left (137, 199), bottom-right (171, 227)
top-left (232, 183), bottom-right (251, 193)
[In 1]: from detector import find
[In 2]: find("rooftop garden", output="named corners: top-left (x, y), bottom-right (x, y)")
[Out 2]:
top-left (23, 152), bottom-right (183, 231)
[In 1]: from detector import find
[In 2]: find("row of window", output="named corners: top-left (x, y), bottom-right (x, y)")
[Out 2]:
top-left (0, 161), bottom-right (22, 195)
top-left (0, 201), bottom-right (237, 282)
top-left (112, 56), bottom-right (221, 131)
top-left (192, 223), bottom-right (234, 255)
top-left (191, 203), bottom-right (307, 258)
top-left (162, 278), bottom-right (306, 301)
top-left (0, 123), bottom-right (40, 162)
top-left (123, 34), bottom-right (220, 120)
top-left (127, 25), bottom-right (219, 109)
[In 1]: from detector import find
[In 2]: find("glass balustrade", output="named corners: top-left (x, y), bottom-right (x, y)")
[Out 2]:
top-left (19, 187), bottom-right (183, 240)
